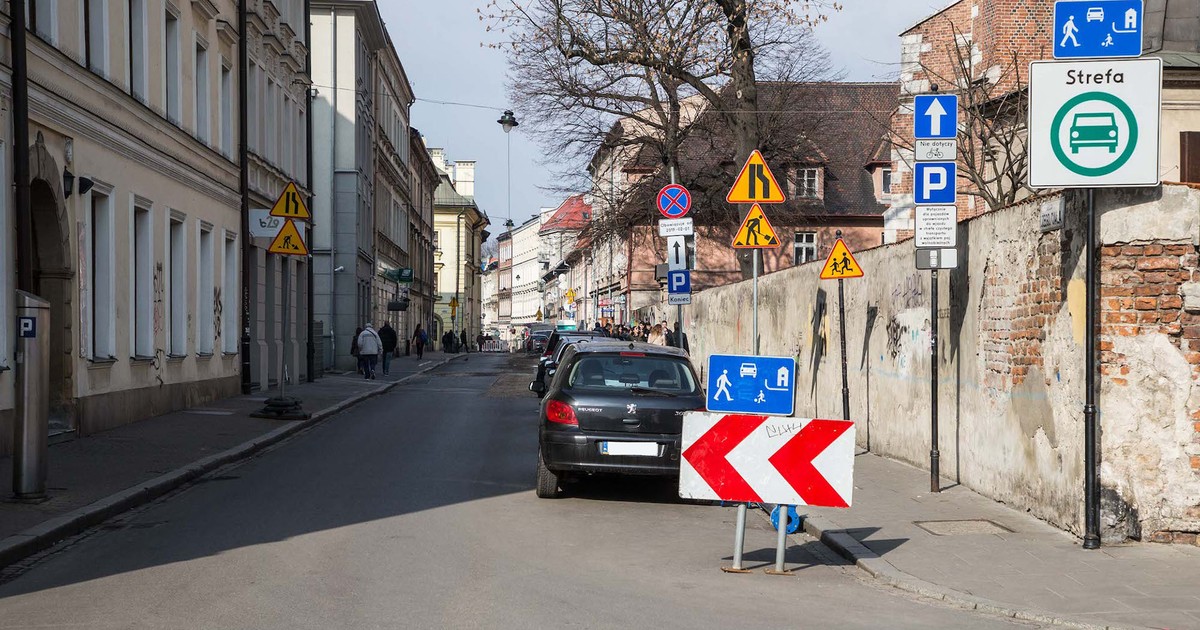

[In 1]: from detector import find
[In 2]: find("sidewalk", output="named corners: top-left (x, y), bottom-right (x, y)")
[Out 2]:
top-left (791, 451), bottom-right (1200, 630)
top-left (0, 351), bottom-right (464, 568)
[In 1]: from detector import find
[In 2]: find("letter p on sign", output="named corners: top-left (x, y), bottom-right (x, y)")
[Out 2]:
top-left (914, 162), bottom-right (957, 205)
top-left (667, 269), bottom-right (691, 294)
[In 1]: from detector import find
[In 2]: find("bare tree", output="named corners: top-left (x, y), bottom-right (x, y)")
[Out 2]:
top-left (484, 0), bottom-right (841, 278)
top-left (880, 24), bottom-right (1036, 214)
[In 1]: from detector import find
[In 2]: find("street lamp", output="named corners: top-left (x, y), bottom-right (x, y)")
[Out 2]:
top-left (497, 110), bottom-right (519, 226)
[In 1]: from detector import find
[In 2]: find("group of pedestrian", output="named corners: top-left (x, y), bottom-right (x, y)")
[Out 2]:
top-left (350, 322), bottom-right (438, 379)
top-left (589, 319), bottom-right (689, 353)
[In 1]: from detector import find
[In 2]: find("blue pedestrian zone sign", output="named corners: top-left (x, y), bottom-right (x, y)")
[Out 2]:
top-left (913, 95), bottom-right (958, 140)
top-left (706, 354), bottom-right (796, 416)
top-left (1053, 0), bottom-right (1143, 59)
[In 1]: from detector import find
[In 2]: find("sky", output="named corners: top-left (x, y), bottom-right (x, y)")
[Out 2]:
top-left (381, 0), bottom-right (949, 231)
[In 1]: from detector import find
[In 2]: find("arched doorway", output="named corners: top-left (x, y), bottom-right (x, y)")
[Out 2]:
top-left (28, 133), bottom-right (74, 434)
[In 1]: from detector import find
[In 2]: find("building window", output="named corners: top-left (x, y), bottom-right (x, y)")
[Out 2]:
top-left (84, 0), bottom-right (106, 75)
top-left (90, 188), bottom-right (114, 359)
top-left (796, 167), bottom-right (820, 198)
top-left (882, 168), bottom-right (893, 194)
top-left (223, 233), bottom-right (237, 353)
top-left (164, 9), bottom-right (180, 123)
top-left (248, 64), bottom-right (259, 153)
top-left (132, 202), bottom-right (153, 358)
top-left (195, 38), bottom-right (210, 143)
top-left (128, 0), bottom-right (146, 101)
top-left (794, 231), bottom-right (817, 265)
top-left (168, 214), bottom-right (187, 355)
top-left (266, 79), bottom-right (278, 163)
top-left (29, 0), bottom-right (56, 43)
top-left (198, 224), bottom-right (214, 354)
top-left (220, 62), bottom-right (233, 157)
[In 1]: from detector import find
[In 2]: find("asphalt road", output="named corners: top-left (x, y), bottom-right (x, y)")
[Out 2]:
top-left (0, 354), bottom-right (1035, 629)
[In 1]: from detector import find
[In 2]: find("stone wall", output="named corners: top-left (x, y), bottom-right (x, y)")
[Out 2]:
top-left (684, 184), bottom-right (1200, 542)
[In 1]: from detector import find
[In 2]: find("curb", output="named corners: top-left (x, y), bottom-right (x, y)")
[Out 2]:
top-left (778, 507), bottom-right (1134, 630)
top-left (0, 354), bottom-right (465, 570)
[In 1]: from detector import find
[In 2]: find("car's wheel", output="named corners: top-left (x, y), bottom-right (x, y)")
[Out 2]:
top-left (536, 452), bottom-right (560, 498)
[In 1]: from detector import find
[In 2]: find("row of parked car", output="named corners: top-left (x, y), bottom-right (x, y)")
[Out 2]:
top-left (528, 330), bottom-right (705, 498)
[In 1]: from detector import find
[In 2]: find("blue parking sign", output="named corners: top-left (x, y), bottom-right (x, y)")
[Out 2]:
top-left (667, 270), bottom-right (690, 295)
top-left (1053, 0), bottom-right (1142, 59)
top-left (913, 162), bottom-right (957, 205)
top-left (706, 354), bottom-right (796, 416)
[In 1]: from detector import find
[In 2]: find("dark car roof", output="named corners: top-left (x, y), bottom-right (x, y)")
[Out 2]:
top-left (567, 341), bottom-right (691, 359)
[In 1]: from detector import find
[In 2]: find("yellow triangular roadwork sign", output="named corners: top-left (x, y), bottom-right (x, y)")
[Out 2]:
top-left (267, 219), bottom-right (309, 256)
top-left (731, 204), bottom-right (781, 249)
top-left (727, 149), bottom-right (786, 204)
top-left (819, 239), bottom-right (864, 280)
top-left (269, 182), bottom-right (311, 220)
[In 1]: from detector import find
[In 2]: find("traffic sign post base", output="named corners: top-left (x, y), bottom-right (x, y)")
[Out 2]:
top-left (250, 395), bottom-right (311, 421)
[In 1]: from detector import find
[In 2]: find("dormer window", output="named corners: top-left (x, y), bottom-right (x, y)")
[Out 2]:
top-left (795, 167), bottom-right (821, 198)
top-left (882, 168), bottom-right (893, 194)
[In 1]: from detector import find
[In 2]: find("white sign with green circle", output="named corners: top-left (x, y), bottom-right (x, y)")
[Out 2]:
top-left (1028, 58), bottom-right (1161, 188)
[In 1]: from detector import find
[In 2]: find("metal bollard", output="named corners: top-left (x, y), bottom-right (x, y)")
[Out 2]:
top-left (13, 291), bottom-right (50, 500)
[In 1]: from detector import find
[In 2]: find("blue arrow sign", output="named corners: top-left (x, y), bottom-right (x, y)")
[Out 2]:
top-left (1053, 0), bottom-right (1142, 59)
top-left (706, 354), bottom-right (795, 416)
top-left (913, 162), bottom-right (957, 205)
top-left (667, 269), bottom-right (690, 294)
top-left (913, 95), bottom-right (958, 140)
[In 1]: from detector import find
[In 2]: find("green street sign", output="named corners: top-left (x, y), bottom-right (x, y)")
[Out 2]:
top-left (1029, 58), bottom-right (1161, 188)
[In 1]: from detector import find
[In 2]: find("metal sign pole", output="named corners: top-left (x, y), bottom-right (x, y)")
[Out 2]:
top-left (1084, 188), bottom-right (1101, 549)
top-left (836, 231), bottom-right (850, 421)
top-left (930, 268), bottom-right (940, 493)
top-left (725, 245), bottom-right (759, 574)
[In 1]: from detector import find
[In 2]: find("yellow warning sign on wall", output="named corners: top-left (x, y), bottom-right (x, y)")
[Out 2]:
top-left (727, 150), bottom-right (786, 204)
top-left (731, 204), bottom-right (781, 249)
top-left (819, 239), bottom-right (863, 280)
top-left (267, 219), bottom-right (309, 255)
top-left (270, 182), bottom-right (311, 221)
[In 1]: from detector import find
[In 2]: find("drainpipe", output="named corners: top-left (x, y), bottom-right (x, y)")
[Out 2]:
top-left (238, 0), bottom-right (252, 394)
top-left (304, 0), bottom-right (315, 382)
top-left (13, 0), bottom-right (31, 294)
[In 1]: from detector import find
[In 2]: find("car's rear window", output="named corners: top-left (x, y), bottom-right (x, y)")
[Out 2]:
top-left (566, 354), bottom-right (698, 393)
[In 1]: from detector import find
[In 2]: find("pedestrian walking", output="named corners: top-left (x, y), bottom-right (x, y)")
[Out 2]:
top-left (378, 322), bottom-right (398, 375)
top-left (412, 324), bottom-right (427, 359)
top-left (356, 324), bottom-right (383, 380)
top-left (477, 332), bottom-right (485, 352)
top-left (671, 321), bottom-right (690, 354)
top-left (460, 330), bottom-right (470, 353)
top-left (647, 324), bottom-right (667, 346)
top-left (351, 327), bottom-right (363, 374)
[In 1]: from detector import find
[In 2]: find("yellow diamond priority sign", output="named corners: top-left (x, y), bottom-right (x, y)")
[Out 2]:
top-left (270, 182), bottom-right (311, 221)
top-left (819, 239), bottom-right (863, 280)
top-left (267, 219), bottom-right (309, 256)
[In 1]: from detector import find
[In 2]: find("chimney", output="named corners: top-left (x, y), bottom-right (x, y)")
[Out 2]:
top-left (429, 148), bottom-right (447, 174)
top-left (455, 160), bottom-right (476, 197)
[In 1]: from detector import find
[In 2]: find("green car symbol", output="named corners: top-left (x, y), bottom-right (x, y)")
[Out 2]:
top-left (1069, 112), bottom-right (1118, 154)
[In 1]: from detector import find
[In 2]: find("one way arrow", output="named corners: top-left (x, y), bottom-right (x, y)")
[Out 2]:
top-left (673, 241), bottom-right (683, 265)
top-left (768, 419), bottom-right (852, 508)
top-left (924, 97), bottom-right (948, 137)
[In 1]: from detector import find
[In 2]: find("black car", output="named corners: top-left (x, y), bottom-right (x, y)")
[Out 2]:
top-left (530, 342), bottom-right (705, 498)
top-left (533, 330), bottom-right (609, 395)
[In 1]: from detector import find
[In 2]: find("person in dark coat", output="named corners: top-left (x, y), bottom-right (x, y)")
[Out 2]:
top-left (672, 322), bottom-right (690, 354)
top-left (351, 327), bottom-right (363, 374)
top-left (378, 322), bottom-right (399, 375)
top-left (460, 329), bottom-right (470, 353)
top-left (412, 324), bottom-right (427, 359)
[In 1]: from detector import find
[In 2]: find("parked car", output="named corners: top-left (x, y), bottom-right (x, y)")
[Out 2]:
top-left (530, 342), bottom-right (705, 498)
top-left (533, 330), bottom-right (610, 394)
top-left (526, 330), bottom-right (552, 353)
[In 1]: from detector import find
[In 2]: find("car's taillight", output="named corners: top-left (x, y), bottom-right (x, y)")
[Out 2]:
top-left (546, 400), bottom-right (578, 425)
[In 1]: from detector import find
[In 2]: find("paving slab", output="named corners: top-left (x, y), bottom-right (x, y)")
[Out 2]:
top-left (790, 450), bottom-right (1200, 630)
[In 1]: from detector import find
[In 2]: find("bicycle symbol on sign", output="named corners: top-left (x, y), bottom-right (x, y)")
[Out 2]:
top-left (926, 146), bottom-right (944, 159)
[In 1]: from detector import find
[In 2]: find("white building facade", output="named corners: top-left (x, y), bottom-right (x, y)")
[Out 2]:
top-left (509, 214), bottom-right (547, 325)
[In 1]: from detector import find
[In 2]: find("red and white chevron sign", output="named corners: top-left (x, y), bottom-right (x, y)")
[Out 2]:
top-left (679, 412), bottom-right (855, 508)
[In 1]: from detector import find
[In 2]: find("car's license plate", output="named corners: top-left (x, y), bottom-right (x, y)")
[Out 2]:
top-left (600, 441), bottom-right (658, 456)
